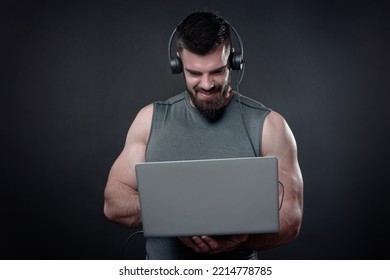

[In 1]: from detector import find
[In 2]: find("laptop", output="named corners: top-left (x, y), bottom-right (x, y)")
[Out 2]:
top-left (135, 156), bottom-right (279, 237)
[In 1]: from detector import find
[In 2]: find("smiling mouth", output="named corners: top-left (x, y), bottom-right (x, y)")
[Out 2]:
top-left (198, 91), bottom-right (219, 100)
top-left (200, 90), bottom-right (217, 95)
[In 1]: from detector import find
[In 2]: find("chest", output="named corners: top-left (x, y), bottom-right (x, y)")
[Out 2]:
top-left (146, 105), bottom-right (256, 162)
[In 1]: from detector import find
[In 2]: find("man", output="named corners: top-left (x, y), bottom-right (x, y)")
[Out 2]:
top-left (104, 11), bottom-right (303, 259)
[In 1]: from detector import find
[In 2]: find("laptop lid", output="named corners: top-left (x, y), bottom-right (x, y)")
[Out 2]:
top-left (135, 156), bottom-right (279, 237)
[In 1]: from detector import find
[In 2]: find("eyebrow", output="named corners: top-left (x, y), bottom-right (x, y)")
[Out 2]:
top-left (185, 65), bottom-right (227, 75)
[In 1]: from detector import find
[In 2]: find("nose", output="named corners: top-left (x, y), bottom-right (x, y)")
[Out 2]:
top-left (199, 74), bottom-right (214, 91)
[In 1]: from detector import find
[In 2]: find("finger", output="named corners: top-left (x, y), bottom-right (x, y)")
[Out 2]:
top-left (234, 234), bottom-right (249, 243)
top-left (201, 236), bottom-right (219, 250)
top-left (178, 237), bottom-right (201, 253)
top-left (192, 236), bottom-right (212, 253)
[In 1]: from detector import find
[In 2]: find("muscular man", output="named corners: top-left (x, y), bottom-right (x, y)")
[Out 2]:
top-left (104, 11), bottom-right (303, 259)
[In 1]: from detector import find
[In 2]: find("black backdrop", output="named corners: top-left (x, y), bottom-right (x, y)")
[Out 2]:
top-left (2, 0), bottom-right (389, 259)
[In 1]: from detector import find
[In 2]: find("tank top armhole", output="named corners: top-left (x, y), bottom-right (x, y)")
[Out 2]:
top-left (145, 103), bottom-right (157, 159)
top-left (258, 108), bottom-right (272, 157)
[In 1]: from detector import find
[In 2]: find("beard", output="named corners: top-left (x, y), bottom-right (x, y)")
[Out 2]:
top-left (187, 82), bottom-right (231, 122)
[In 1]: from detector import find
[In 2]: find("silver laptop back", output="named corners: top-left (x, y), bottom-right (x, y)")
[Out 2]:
top-left (135, 156), bottom-right (279, 237)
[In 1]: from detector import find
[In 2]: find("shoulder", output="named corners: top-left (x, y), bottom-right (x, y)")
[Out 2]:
top-left (262, 111), bottom-right (297, 156)
top-left (264, 111), bottom-right (287, 132)
top-left (126, 92), bottom-right (185, 142)
top-left (125, 103), bottom-right (154, 145)
top-left (234, 93), bottom-right (271, 113)
top-left (134, 103), bottom-right (154, 124)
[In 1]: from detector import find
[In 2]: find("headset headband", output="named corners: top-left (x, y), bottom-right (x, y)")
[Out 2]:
top-left (168, 23), bottom-right (245, 74)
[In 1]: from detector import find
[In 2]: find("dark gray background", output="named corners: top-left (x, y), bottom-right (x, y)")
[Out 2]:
top-left (2, 0), bottom-right (389, 259)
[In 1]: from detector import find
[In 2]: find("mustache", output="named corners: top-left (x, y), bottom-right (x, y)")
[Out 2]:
top-left (194, 84), bottom-right (222, 93)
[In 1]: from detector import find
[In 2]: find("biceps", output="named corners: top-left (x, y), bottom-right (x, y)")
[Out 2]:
top-left (109, 141), bottom-right (146, 189)
top-left (279, 149), bottom-right (303, 210)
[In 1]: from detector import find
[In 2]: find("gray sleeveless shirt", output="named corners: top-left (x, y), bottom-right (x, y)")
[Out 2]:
top-left (144, 91), bottom-right (271, 259)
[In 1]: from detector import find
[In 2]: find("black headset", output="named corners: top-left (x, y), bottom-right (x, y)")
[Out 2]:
top-left (168, 24), bottom-right (245, 74)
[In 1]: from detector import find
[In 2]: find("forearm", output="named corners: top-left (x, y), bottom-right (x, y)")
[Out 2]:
top-left (104, 183), bottom-right (142, 228)
top-left (241, 208), bottom-right (302, 251)
top-left (241, 230), bottom-right (296, 252)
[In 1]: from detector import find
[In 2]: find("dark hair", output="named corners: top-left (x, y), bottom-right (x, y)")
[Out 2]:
top-left (176, 11), bottom-right (231, 55)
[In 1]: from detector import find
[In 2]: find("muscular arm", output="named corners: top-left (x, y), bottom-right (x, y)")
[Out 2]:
top-left (242, 111), bottom-right (304, 251)
top-left (103, 104), bottom-right (153, 228)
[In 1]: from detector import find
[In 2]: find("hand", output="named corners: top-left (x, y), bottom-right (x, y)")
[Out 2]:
top-left (178, 235), bottom-right (249, 254)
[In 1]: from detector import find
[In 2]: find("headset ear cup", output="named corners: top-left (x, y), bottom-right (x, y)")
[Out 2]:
top-left (170, 56), bottom-right (183, 74)
top-left (229, 52), bottom-right (243, 71)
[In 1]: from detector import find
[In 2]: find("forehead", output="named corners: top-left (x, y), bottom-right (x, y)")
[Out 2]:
top-left (180, 45), bottom-right (230, 72)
